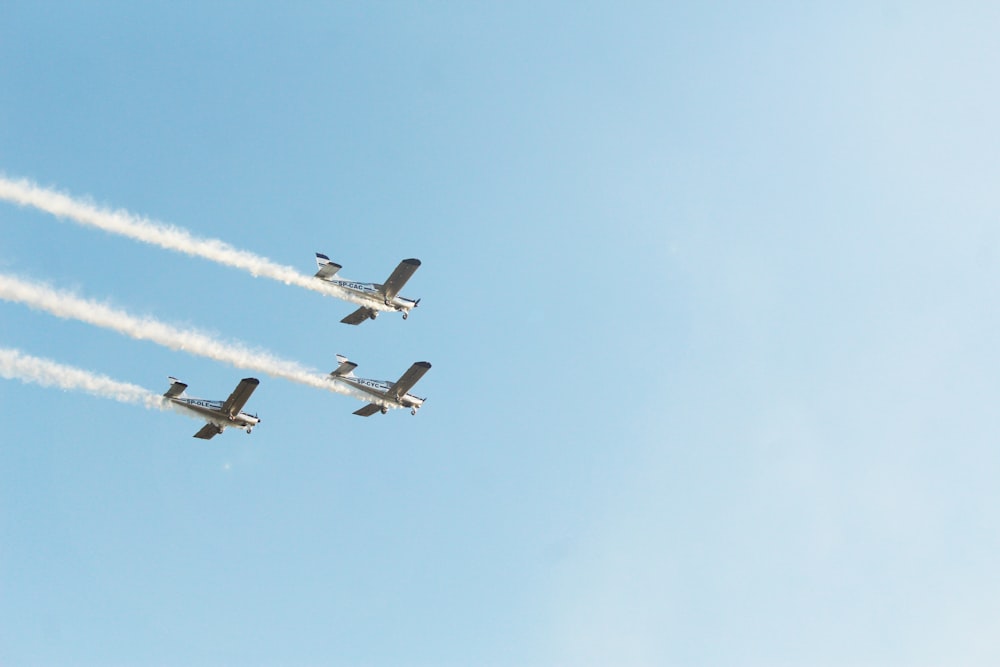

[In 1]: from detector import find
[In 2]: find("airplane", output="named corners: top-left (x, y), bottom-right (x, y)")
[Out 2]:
top-left (328, 355), bottom-right (431, 416)
top-left (314, 252), bottom-right (421, 324)
top-left (163, 376), bottom-right (261, 439)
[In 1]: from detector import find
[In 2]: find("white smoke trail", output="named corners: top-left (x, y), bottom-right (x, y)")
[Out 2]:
top-left (0, 273), bottom-right (371, 402)
top-left (0, 175), bottom-right (371, 308)
top-left (0, 346), bottom-right (167, 410)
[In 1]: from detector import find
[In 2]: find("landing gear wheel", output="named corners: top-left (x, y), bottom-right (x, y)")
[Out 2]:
top-left (380, 407), bottom-right (388, 415)
top-left (411, 408), bottom-right (417, 415)
top-left (402, 312), bottom-right (408, 320)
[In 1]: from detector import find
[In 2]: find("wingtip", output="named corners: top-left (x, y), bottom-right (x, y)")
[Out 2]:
top-left (403, 258), bottom-right (421, 267)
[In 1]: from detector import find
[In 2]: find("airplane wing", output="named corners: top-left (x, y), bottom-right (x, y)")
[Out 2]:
top-left (353, 403), bottom-right (383, 417)
top-left (194, 423), bottom-right (221, 439)
top-left (386, 361), bottom-right (432, 401)
top-left (377, 258), bottom-right (421, 301)
top-left (314, 253), bottom-right (342, 280)
top-left (220, 378), bottom-right (260, 418)
top-left (341, 306), bottom-right (377, 325)
top-left (163, 378), bottom-right (187, 398)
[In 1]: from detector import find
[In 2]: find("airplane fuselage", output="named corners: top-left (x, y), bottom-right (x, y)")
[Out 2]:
top-left (324, 279), bottom-right (418, 315)
top-left (335, 376), bottom-right (425, 412)
top-left (169, 397), bottom-right (261, 432)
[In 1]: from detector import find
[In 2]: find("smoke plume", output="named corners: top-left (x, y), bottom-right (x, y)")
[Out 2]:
top-left (0, 175), bottom-right (371, 307)
top-left (0, 346), bottom-right (166, 409)
top-left (0, 273), bottom-right (371, 402)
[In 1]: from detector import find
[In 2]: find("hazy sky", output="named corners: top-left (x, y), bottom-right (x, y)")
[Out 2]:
top-left (3, 3), bottom-right (1000, 666)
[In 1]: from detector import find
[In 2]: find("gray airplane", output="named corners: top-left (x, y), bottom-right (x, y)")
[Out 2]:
top-left (314, 253), bottom-right (421, 324)
top-left (163, 376), bottom-right (261, 439)
top-left (328, 355), bottom-right (431, 416)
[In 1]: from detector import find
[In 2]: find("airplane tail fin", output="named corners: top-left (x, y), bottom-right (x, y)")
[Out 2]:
top-left (315, 252), bottom-right (342, 279)
top-left (164, 377), bottom-right (188, 398)
top-left (330, 354), bottom-right (357, 377)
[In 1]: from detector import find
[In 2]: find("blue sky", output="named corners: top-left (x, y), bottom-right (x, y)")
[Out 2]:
top-left (3, 2), bottom-right (1000, 665)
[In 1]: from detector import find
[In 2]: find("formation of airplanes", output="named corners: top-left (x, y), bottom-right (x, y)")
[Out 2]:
top-left (171, 252), bottom-right (431, 438)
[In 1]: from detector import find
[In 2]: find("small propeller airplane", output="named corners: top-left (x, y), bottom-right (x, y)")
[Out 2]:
top-left (163, 376), bottom-right (261, 439)
top-left (328, 355), bottom-right (431, 416)
top-left (314, 252), bottom-right (421, 324)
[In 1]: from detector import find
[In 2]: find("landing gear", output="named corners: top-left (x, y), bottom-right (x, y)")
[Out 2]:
top-left (380, 406), bottom-right (389, 415)
top-left (402, 312), bottom-right (409, 320)
top-left (411, 408), bottom-right (417, 415)
top-left (246, 427), bottom-right (253, 434)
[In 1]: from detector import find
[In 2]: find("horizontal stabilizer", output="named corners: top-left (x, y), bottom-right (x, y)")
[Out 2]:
top-left (330, 358), bottom-right (358, 377)
top-left (353, 403), bottom-right (383, 417)
top-left (314, 253), bottom-right (342, 280)
top-left (164, 377), bottom-right (188, 399)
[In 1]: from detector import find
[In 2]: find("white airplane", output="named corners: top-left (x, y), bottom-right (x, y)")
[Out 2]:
top-left (314, 253), bottom-right (421, 324)
top-left (163, 376), bottom-right (261, 439)
top-left (328, 355), bottom-right (431, 416)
